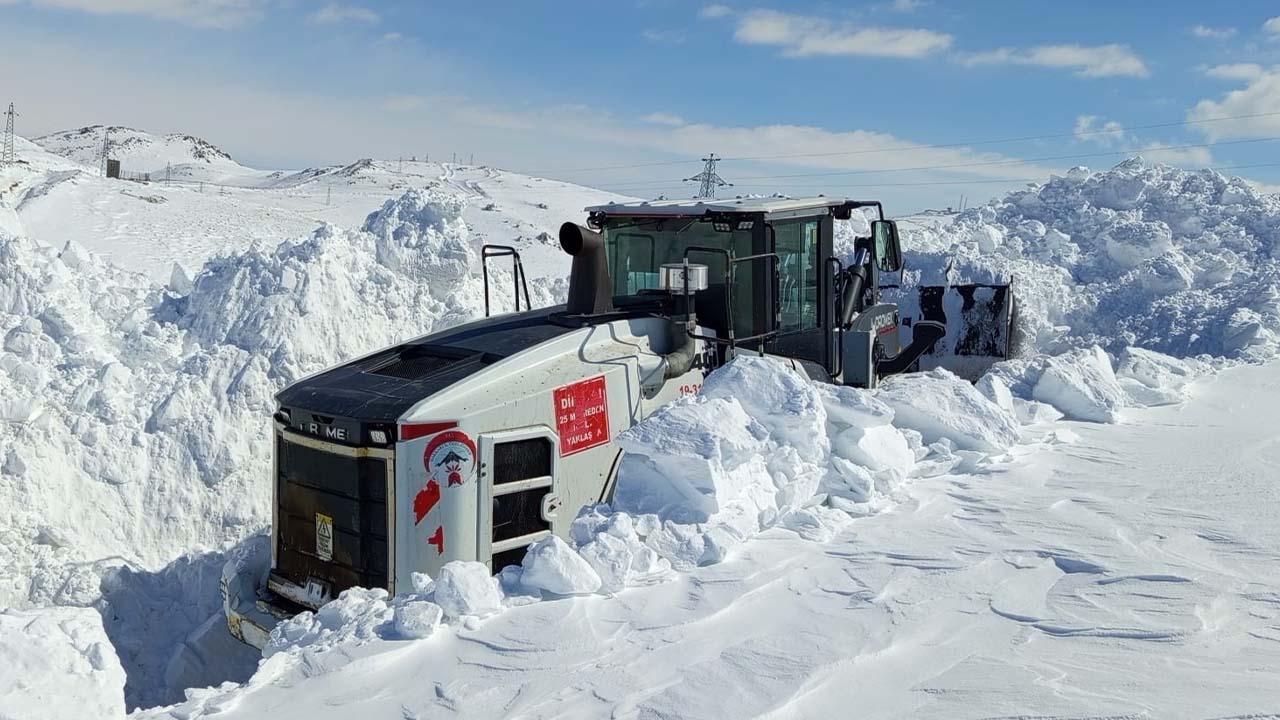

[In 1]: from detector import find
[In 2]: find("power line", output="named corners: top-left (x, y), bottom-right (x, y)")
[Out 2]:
top-left (589, 136), bottom-right (1280, 189)
top-left (724, 110), bottom-right (1280, 164)
top-left (685, 153), bottom-right (732, 198)
top-left (583, 160), bottom-right (1280, 195)
top-left (522, 109), bottom-right (1280, 176)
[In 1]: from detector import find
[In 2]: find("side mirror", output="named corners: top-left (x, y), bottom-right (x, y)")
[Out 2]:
top-left (870, 220), bottom-right (903, 272)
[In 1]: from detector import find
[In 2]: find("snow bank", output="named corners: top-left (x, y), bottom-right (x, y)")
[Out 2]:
top-left (878, 369), bottom-right (1021, 452)
top-left (886, 159), bottom-right (1280, 362)
top-left (983, 344), bottom-right (1210, 423)
top-left (0, 606), bottom-right (126, 720)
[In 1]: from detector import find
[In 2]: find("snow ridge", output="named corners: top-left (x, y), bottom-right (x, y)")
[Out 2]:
top-left (878, 159), bottom-right (1280, 361)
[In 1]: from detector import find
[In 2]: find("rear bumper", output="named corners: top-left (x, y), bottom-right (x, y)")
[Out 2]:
top-left (222, 541), bottom-right (296, 651)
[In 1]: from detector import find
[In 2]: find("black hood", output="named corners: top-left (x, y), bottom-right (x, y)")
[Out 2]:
top-left (276, 305), bottom-right (577, 424)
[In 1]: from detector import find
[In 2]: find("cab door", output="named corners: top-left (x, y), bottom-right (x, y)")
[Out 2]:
top-left (477, 427), bottom-right (561, 573)
top-left (768, 216), bottom-right (836, 373)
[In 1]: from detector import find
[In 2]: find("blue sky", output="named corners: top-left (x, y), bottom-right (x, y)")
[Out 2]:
top-left (4, 0), bottom-right (1280, 210)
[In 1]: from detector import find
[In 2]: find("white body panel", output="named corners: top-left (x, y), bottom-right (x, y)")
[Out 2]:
top-left (392, 316), bottom-right (710, 587)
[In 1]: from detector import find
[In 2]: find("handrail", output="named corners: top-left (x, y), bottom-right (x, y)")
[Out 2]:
top-left (680, 246), bottom-right (779, 353)
top-left (825, 256), bottom-right (845, 379)
top-left (481, 244), bottom-right (531, 317)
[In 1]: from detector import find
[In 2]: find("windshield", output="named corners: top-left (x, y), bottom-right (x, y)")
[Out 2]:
top-left (603, 217), bottom-right (756, 337)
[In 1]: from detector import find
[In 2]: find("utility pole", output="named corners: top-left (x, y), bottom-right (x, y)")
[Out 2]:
top-left (452, 152), bottom-right (456, 164)
top-left (684, 153), bottom-right (731, 198)
top-left (398, 156), bottom-right (403, 173)
top-left (166, 162), bottom-right (172, 184)
top-left (2, 103), bottom-right (17, 166)
top-left (326, 186), bottom-right (331, 206)
top-left (469, 153), bottom-right (474, 166)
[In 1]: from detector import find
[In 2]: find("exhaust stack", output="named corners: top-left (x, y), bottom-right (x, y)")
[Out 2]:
top-left (559, 222), bottom-right (614, 315)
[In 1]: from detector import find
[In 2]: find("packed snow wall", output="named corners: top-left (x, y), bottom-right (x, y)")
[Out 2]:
top-left (863, 160), bottom-right (1280, 362)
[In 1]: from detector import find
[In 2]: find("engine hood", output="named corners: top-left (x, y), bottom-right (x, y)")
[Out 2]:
top-left (275, 305), bottom-right (581, 423)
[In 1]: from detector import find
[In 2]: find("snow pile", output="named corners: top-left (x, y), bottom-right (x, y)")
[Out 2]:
top-left (169, 188), bottom-right (561, 380)
top-left (891, 160), bottom-right (1280, 362)
top-left (985, 344), bottom-right (1210, 424)
top-left (519, 535), bottom-right (602, 596)
top-left (877, 368), bottom-right (1022, 451)
top-left (576, 356), bottom-right (1005, 571)
top-left (0, 606), bottom-right (127, 720)
top-left (261, 561), bottom-right (499, 660)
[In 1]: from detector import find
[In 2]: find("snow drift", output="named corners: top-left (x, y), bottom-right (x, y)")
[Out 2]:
top-left (0, 606), bottom-right (126, 720)
top-left (882, 159), bottom-right (1280, 362)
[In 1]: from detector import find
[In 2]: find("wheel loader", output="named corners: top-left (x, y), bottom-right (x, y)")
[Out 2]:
top-left (222, 196), bottom-right (1014, 649)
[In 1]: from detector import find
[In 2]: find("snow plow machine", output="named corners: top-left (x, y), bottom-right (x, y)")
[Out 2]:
top-left (223, 197), bottom-right (1015, 648)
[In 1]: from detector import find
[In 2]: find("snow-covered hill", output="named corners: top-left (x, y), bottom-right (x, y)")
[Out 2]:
top-left (2, 126), bottom-right (1280, 718)
top-left (10, 135), bottom-right (622, 282)
top-left (34, 126), bottom-right (241, 175)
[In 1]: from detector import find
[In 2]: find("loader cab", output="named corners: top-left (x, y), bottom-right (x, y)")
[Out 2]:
top-left (586, 197), bottom-right (901, 380)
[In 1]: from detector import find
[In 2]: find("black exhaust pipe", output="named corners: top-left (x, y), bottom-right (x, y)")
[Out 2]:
top-left (559, 222), bottom-right (614, 315)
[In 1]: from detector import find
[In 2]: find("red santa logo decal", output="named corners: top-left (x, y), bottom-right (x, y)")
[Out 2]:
top-left (422, 430), bottom-right (477, 490)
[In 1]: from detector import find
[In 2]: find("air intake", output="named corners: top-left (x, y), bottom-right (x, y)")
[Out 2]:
top-left (559, 222), bottom-right (614, 315)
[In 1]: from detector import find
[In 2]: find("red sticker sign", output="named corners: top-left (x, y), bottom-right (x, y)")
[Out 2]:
top-left (423, 430), bottom-right (477, 488)
top-left (554, 375), bottom-right (610, 456)
top-left (412, 479), bottom-right (441, 525)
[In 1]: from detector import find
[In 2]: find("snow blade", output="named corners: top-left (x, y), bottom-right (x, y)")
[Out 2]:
top-left (910, 282), bottom-right (1017, 378)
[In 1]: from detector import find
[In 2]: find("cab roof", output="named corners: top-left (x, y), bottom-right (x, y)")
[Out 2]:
top-left (586, 196), bottom-right (855, 218)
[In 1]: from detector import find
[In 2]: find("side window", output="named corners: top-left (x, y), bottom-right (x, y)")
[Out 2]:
top-left (775, 220), bottom-right (819, 333)
top-left (610, 232), bottom-right (657, 293)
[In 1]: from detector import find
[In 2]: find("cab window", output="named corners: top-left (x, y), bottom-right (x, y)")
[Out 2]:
top-left (603, 218), bottom-right (757, 338)
top-left (775, 220), bottom-right (820, 333)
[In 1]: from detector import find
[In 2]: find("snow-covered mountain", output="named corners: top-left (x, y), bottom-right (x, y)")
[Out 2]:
top-left (34, 126), bottom-right (241, 175)
top-left (2, 126), bottom-right (1280, 719)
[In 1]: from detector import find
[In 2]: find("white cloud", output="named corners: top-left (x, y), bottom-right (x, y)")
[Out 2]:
top-left (699, 4), bottom-right (732, 19)
top-left (1203, 63), bottom-right (1265, 81)
top-left (1073, 114), bottom-right (1126, 146)
top-left (642, 113), bottom-right (686, 127)
top-left (1190, 25), bottom-right (1236, 40)
top-left (382, 94), bottom-right (427, 112)
top-left (642, 28), bottom-right (687, 43)
top-left (1188, 67), bottom-right (1280, 140)
top-left (307, 3), bottom-right (379, 25)
top-left (731, 9), bottom-right (952, 59)
top-left (1265, 17), bottom-right (1280, 38)
top-left (0, 17), bottom-right (1059, 210)
top-left (1073, 114), bottom-right (1213, 167)
top-left (0, 0), bottom-right (266, 28)
top-left (889, 0), bottom-right (926, 11)
top-left (1246, 179), bottom-right (1280, 195)
top-left (961, 43), bottom-right (1149, 78)
top-left (376, 32), bottom-right (403, 45)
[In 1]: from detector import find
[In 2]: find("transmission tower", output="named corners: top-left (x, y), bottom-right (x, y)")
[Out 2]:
top-left (684, 153), bottom-right (731, 198)
top-left (100, 126), bottom-right (112, 175)
top-left (2, 103), bottom-right (17, 166)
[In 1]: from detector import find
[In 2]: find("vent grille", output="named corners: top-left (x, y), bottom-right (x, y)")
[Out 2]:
top-left (367, 352), bottom-right (456, 380)
top-left (493, 438), bottom-right (552, 485)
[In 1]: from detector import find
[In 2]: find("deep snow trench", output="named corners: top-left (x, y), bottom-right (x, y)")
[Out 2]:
top-left (2, 153), bottom-right (1280, 718)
